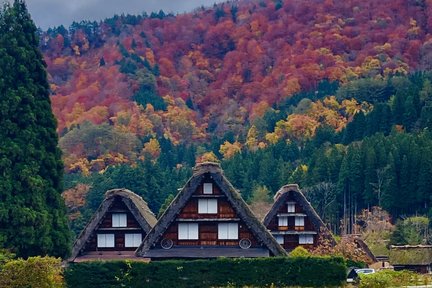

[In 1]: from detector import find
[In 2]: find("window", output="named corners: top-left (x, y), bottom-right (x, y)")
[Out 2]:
top-left (125, 233), bottom-right (142, 247)
top-left (97, 234), bottom-right (114, 248)
top-left (218, 223), bottom-right (238, 239)
top-left (112, 213), bottom-right (127, 227)
top-left (299, 234), bottom-right (314, 244)
top-left (295, 216), bottom-right (304, 227)
top-left (278, 216), bottom-right (288, 227)
top-left (275, 235), bottom-right (284, 244)
top-left (203, 183), bottom-right (213, 194)
top-left (178, 223), bottom-right (199, 240)
top-left (287, 202), bottom-right (295, 213)
top-left (198, 199), bottom-right (218, 214)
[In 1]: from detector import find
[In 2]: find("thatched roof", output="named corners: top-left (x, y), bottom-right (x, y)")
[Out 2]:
top-left (389, 245), bottom-right (432, 265)
top-left (69, 188), bottom-right (157, 261)
top-left (354, 237), bottom-right (377, 263)
top-left (263, 184), bottom-right (336, 245)
top-left (136, 162), bottom-right (286, 257)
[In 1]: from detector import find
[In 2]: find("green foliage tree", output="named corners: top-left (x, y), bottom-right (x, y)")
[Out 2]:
top-left (0, 0), bottom-right (70, 257)
top-left (249, 184), bottom-right (271, 204)
top-left (390, 216), bottom-right (430, 245)
top-left (0, 256), bottom-right (64, 288)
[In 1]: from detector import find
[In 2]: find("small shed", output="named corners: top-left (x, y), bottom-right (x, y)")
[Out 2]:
top-left (389, 245), bottom-right (432, 274)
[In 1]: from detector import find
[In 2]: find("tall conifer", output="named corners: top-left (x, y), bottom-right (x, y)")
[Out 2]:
top-left (0, 0), bottom-right (70, 257)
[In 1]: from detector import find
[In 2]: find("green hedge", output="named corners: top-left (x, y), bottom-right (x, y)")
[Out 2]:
top-left (65, 256), bottom-right (346, 287)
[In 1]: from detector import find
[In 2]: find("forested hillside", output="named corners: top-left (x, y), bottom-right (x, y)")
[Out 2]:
top-left (39, 0), bottom-right (432, 236)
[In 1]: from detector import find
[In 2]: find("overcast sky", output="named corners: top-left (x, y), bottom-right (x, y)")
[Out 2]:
top-left (15, 0), bottom-right (227, 30)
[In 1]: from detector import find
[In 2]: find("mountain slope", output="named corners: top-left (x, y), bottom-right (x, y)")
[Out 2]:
top-left (40, 0), bottom-right (432, 171)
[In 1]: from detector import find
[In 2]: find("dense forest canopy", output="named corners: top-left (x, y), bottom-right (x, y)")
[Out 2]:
top-left (34, 0), bottom-right (432, 239)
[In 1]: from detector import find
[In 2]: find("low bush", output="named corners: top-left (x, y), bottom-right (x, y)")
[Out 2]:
top-left (65, 256), bottom-right (346, 288)
top-left (0, 256), bottom-right (64, 288)
top-left (359, 270), bottom-right (422, 288)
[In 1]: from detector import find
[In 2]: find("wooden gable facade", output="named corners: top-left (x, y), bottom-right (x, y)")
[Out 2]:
top-left (69, 189), bottom-right (157, 262)
top-left (136, 162), bottom-right (285, 259)
top-left (263, 184), bottom-right (335, 252)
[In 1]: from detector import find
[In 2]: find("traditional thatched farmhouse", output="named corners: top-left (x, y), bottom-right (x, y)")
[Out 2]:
top-left (389, 245), bottom-right (432, 273)
top-left (136, 162), bottom-right (285, 259)
top-left (263, 184), bottom-right (335, 252)
top-left (69, 189), bottom-right (157, 262)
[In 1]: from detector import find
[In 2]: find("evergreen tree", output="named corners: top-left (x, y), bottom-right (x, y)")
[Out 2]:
top-left (0, 1), bottom-right (71, 257)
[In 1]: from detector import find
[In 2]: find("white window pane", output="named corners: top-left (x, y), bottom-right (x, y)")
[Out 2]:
top-left (218, 223), bottom-right (228, 239)
top-left (287, 202), bottom-right (295, 213)
top-left (228, 223), bottom-right (238, 239)
top-left (198, 199), bottom-right (218, 214)
top-left (278, 216), bottom-right (288, 226)
top-left (299, 235), bottom-right (304, 244)
top-left (207, 199), bottom-right (218, 214)
top-left (97, 234), bottom-right (105, 247)
top-left (134, 234), bottom-right (142, 246)
top-left (299, 235), bottom-right (313, 244)
top-left (198, 199), bottom-right (208, 214)
top-left (119, 214), bottom-right (127, 227)
top-left (106, 234), bottom-right (115, 247)
top-left (189, 223), bottom-right (199, 240)
top-left (125, 233), bottom-right (142, 247)
top-left (295, 216), bottom-right (304, 226)
top-left (112, 213), bottom-right (127, 227)
top-left (178, 223), bottom-right (189, 240)
top-left (275, 235), bottom-right (284, 244)
top-left (98, 234), bottom-right (114, 248)
top-left (203, 183), bottom-right (213, 194)
top-left (179, 223), bottom-right (198, 240)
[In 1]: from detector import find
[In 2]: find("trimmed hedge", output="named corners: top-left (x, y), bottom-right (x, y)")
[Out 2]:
top-left (65, 256), bottom-right (346, 287)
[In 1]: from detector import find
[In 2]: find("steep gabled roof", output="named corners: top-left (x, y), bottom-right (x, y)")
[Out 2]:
top-left (136, 162), bottom-right (286, 257)
top-left (69, 188), bottom-right (157, 261)
top-left (263, 184), bottom-right (336, 245)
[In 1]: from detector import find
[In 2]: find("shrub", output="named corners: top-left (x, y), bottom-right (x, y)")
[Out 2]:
top-left (289, 246), bottom-right (311, 258)
top-left (65, 256), bottom-right (346, 288)
top-left (0, 256), bottom-right (64, 288)
top-left (359, 270), bottom-right (417, 288)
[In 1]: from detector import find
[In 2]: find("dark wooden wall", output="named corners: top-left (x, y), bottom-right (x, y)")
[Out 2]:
top-left (159, 181), bottom-right (260, 248)
top-left (83, 198), bottom-right (145, 253)
top-left (160, 220), bottom-right (259, 247)
top-left (266, 195), bottom-right (320, 250)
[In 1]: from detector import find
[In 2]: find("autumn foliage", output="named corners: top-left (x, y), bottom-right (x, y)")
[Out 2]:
top-left (40, 0), bottom-right (432, 171)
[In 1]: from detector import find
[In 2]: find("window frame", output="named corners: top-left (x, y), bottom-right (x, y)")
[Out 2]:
top-left (112, 213), bottom-right (127, 228)
top-left (125, 233), bottom-right (142, 247)
top-left (203, 183), bottom-right (213, 194)
top-left (287, 202), bottom-right (296, 213)
top-left (97, 233), bottom-right (115, 248)
top-left (198, 198), bottom-right (218, 214)
top-left (218, 223), bottom-right (238, 240)
top-left (299, 234), bottom-right (314, 244)
top-left (178, 223), bottom-right (199, 240)
top-left (278, 216), bottom-right (288, 227)
top-left (275, 235), bottom-right (284, 244)
top-left (295, 216), bottom-right (305, 227)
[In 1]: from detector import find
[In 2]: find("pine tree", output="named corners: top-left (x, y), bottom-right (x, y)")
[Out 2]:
top-left (0, 1), bottom-right (71, 257)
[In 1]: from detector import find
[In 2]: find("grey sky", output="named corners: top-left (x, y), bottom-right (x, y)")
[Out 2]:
top-left (19, 0), bottom-right (227, 30)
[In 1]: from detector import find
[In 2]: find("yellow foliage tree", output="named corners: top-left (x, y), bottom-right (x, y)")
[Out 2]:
top-left (246, 125), bottom-right (259, 151)
top-left (142, 138), bottom-right (161, 160)
top-left (196, 152), bottom-right (219, 163)
top-left (219, 140), bottom-right (242, 159)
